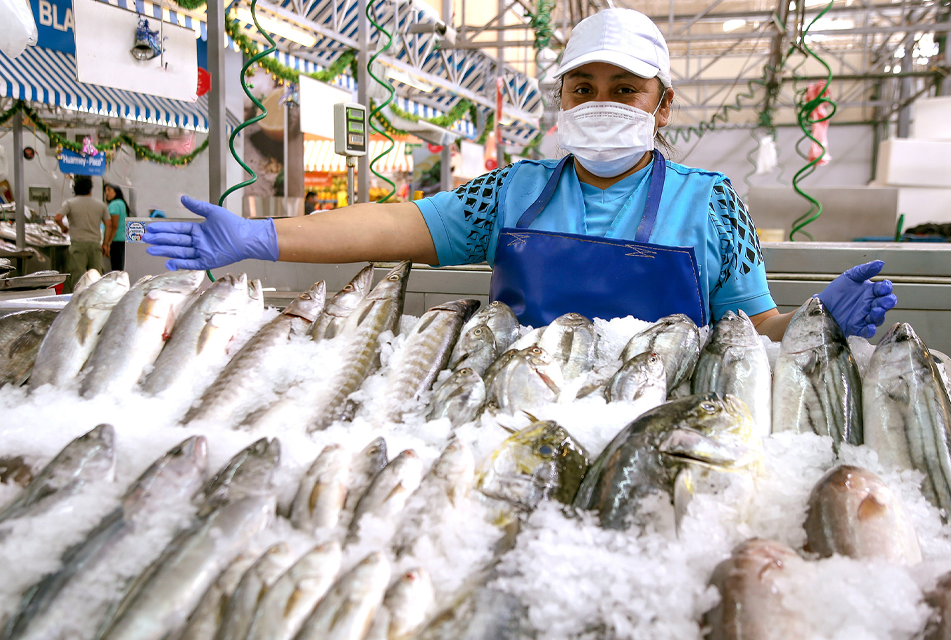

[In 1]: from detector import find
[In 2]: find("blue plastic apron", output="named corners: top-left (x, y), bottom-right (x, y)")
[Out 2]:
top-left (489, 151), bottom-right (707, 327)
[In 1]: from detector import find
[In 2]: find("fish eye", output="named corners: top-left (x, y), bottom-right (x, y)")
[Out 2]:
top-left (459, 368), bottom-right (472, 375)
top-left (530, 347), bottom-right (543, 355)
top-left (388, 274), bottom-right (399, 281)
top-left (537, 444), bottom-right (554, 456)
top-left (343, 285), bottom-right (354, 292)
top-left (700, 402), bottom-right (718, 413)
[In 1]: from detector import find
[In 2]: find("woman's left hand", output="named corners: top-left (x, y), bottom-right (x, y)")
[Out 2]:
top-left (816, 260), bottom-right (898, 338)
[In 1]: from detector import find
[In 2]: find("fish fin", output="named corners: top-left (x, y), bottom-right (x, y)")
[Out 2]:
top-left (329, 597), bottom-right (358, 631)
top-left (673, 467), bottom-right (695, 537)
top-left (9, 329), bottom-right (43, 358)
top-left (521, 411), bottom-right (538, 423)
top-left (858, 494), bottom-right (887, 521)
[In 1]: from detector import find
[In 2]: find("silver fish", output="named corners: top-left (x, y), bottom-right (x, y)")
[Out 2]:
top-left (80, 270), bottom-right (204, 398)
top-left (692, 310), bottom-right (772, 436)
top-left (290, 444), bottom-right (350, 533)
top-left (536, 312), bottom-right (597, 381)
top-left (342, 438), bottom-right (388, 525)
top-left (0, 424), bottom-right (116, 524)
top-left (245, 542), bottom-right (342, 640)
top-left (486, 346), bottom-right (565, 414)
top-left (704, 538), bottom-right (812, 640)
top-left (864, 322), bottom-right (951, 513)
top-left (310, 264), bottom-right (375, 341)
top-left (193, 437), bottom-right (280, 516)
top-left (295, 551), bottom-right (391, 640)
top-left (427, 368), bottom-right (486, 427)
top-left (141, 273), bottom-right (256, 396)
top-left (466, 300), bottom-right (519, 353)
top-left (448, 323), bottom-right (498, 377)
top-left (98, 496), bottom-right (274, 640)
top-left (348, 450), bottom-right (424, 543)
top-left (619, 313), bottom-right (700, 393)
top-left (3, 436), bottom-right (208, 640)
top-left (381, 567), bottom-right (434, 640)
top-left (605, 351), bottom-right (667, 404)
top-left (72, 269), bottom-right (102, 295)
top-left (212, 543), bottom-right (295, 640)
top-left (29, 271), bottom-right (130, 389)
top-left (251, 262), bottom-right (410, 432)
top-left (393, 439), bottom-right (474, 557)
top-left (183, 281), bottom-right (326, 427)
top-left (771, 297), bottom-right (862, 448)
top-left (574, 393), bottom-right (759, 530)
top-left (804, 465), bottom-right (920, 564)
top-left (375, 299), bottom-right (480, 423)
top-left (177, 555), bottom-right (256, 640)
top-left (0, 310), bottom-right (59, 387)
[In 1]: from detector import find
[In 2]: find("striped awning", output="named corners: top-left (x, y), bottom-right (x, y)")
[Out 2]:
top-left (305, 139), bottom-right (413, 173)
top-left (0, 46), bottom-right (239, 131)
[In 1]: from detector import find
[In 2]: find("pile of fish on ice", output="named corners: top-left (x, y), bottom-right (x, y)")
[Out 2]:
top-left (2, 261), bottom-right (951, 640)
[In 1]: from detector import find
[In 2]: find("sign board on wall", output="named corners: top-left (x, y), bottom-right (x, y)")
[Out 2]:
top-left (72, 0), bottom-right (197, 102)
top-left (29, 0), bottom-right (75, 54)
top-left (299, 75), bottom-right (354, 139)
top-left (58, 149), bottom-right (105, 175)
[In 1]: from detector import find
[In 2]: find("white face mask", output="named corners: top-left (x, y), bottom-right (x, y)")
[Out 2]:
top-left (556, 99), bottom-right (663, 178)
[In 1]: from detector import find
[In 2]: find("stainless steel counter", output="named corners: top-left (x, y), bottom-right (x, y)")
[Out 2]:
top-left (124, 223), bottom-right (951, 352)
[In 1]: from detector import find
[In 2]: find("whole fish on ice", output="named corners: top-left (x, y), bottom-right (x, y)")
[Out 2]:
top-left (0, 309), bottom-right (59, 387)
top-left (619, 313), bottom-right (700, 394)
top-left (29, 271), bottom-right (129, 389)
top-left (771, 297), bottom-right (862, 448)
top-left (863, 322), bottom-right (951, 514)
top-left (310, 264), bottom-right (374, 341)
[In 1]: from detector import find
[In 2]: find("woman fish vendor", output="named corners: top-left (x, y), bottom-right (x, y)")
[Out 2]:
top-left (143, 8), bottom-right (897, 341)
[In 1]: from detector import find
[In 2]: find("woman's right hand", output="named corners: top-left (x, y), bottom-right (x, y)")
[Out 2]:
top-left (142, 195), bottom-right (280, 271)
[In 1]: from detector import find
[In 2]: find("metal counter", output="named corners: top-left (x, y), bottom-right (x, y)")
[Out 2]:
top-left (124, 222), bottom-right (951, 352)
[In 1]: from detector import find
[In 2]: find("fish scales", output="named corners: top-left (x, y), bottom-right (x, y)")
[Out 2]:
top-left (0, 424), bottom-right (116, 525)
top-left (771, 297), bottom-right (862, 448)
top-left (3, 437), bottom-right (208, 640)
top-left (804, 465), bottom-right (921, 564)
top-left (141, 273), bottom-right (257, 396)
top-left (535, 312), bottom-right (597, 381)
top-left (864, 322), bottom-right (951, 514)
top-left (310, 264), bottom-right (374, 341)
top-left (573, 393), bottom-right (758, 529)
top-left (80, 271), bottom-right (204, 398)
top-left (29, 271), bottom-right (130, 389)
top-left (244, 542), bottom-right (342, 640)
top-left (691, 310), bottom-right (772, 435)
top-left (619, 313), bottom-right (700, 394)
top-left (704, 538), bottom-right (812, 640)
top-left (97, 496), bottom-right (274, 640)
top-left (177, 556), bottom-right (256, 640)
top-left (427, 368), bottom-right (486, 427)
top-left (305, 262), bottom-right (410, 431)
top-left (376, 299), bottom-right (479, 423)
top-left (295, 552), bottom-right (391, 640)
top-left (193, 437), bottom-right (281, 517)
top-left (290, 444), bottom-right (350, 533)
top-left (183, 281), bottom-right (326, 427)
top-left (348, 450), bottom-right (424, 543)
top-left (0, 310), bottom-right (59, 387)
top-left (212, 543), bottom-right (295, 640)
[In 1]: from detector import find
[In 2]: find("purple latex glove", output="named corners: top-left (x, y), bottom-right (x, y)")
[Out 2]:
top-left (816, 260), bottom-right (898, 339)
top-left (142, 195), bottom-right (279, 271)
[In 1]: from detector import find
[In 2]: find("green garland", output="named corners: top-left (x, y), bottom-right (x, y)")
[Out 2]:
top-left (525, 0), bottom-right (556, 52)
top-left (0, 101), bottom-right (209, 166)
top-left (226, 19), bottom-right (357, 85)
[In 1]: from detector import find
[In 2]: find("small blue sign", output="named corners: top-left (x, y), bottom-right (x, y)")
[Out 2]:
top-left (29, 0), bottom-right (75, 54)
top-left (58, 149), bottom-right (106, 176)
top-left (126, 220), bottom-right (146, 243)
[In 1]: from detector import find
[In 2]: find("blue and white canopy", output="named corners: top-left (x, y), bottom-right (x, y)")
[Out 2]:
top-left (0, 46), bottom-right (238, 131)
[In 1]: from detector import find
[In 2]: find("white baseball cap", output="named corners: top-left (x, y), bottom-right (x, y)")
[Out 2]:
top-left (554, 8), bottom-right (672, 89)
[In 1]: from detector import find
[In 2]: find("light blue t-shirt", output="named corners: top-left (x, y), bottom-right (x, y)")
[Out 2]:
top-left (414, 157), bottom-right (776, 322)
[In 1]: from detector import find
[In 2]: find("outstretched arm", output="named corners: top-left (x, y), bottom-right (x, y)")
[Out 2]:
top-left (143, 196), bottom-right (438, 271)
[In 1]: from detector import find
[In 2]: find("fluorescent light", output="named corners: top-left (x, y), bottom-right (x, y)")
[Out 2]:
top-left (723, 19), bottom-right (746, 32)
top-left (386, 67), bottom-right (435, 92)
top-left (233, 7), bottom-right (317, 47)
